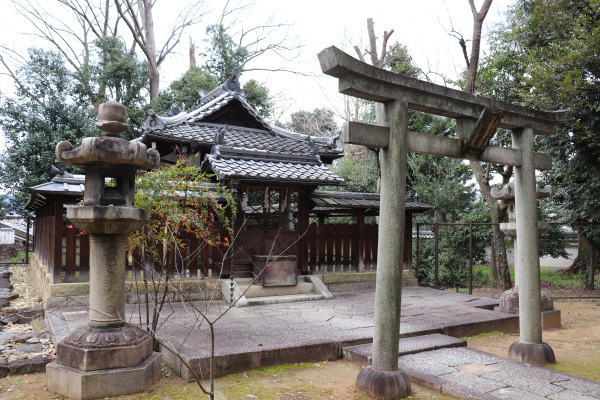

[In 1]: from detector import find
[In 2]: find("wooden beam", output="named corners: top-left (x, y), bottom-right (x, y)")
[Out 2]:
top-left (344, 122), bottom-right (553, 170)
top-left (319, 46), bottom-right (566, 135)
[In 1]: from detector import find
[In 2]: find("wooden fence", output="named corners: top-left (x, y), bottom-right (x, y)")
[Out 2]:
top-left (307, 222), bottom-right (378, 273)
top-left (59, 228), bottom-right (229, 282)
top-left (56, 223), bottom-right (379, 282)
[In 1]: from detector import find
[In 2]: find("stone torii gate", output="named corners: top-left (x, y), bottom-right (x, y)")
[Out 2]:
top-left (318, 46), bottom-right (566, 399)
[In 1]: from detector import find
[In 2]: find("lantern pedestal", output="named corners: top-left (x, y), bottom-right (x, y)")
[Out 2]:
top-left (47, 100), bottom-right (161, 399)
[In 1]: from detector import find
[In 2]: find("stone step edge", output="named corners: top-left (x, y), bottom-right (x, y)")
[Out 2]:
top-left (222, 275), bottom-right (333, 307)
top-left (343, 333), bottom-right (467, 365)
top-left (246, 293), bottom-right (324, 306)
top-left (237, 281), bottom-right (316, 298)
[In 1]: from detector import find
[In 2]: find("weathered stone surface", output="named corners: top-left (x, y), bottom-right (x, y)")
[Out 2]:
top-left (554, 378), bottom-right (600, 398)
top-left (355, 366), bottom-right (411, 399)
top-left (46, 287), bottom-right (560, 381)
top-left (484, 369), bottom-right (564, 396)
top-left (46, 352), bottom-right (161, 400)
top-left (487, 386), bottom-right (549, 400)
top-left (10, 357), bottom-right (51, 375)
top-left (344, 333), bottom-right (466, 365)
top-left (57, 326), bottom-right (153, 371)
top-left (16, 343), bottom-right (44, 354)
top-left (66, 206), bottom-right (147, 235)
top-left (508, 341), bottom-right (555, 365)
top-left (547, 390), bottom-right (599, 400)
top-left (0, 306), bottom-right (43, 324)
top-left (0, 358), bottom-right (8, 378)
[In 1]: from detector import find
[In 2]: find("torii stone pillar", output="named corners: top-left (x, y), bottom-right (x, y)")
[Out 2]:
top-left (355, 100), bottom-right (411, 397)
top-left (492, 181), bottom-right (555, 317)
top-left (318, 46), bottom-right (566, 398)
top-left (507, 127), bottom-right (555, 364)
top-left (47, 100), bottom-right (162, 399)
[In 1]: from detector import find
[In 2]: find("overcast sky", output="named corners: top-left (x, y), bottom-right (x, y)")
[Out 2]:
top-left (0, 0), bottom-right (513, 123)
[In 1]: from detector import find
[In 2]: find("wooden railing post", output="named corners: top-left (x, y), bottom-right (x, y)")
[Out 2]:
top-left (52, 196), bottom-right (64, 284)
top-left (357, 210), bottom-right (365, 272)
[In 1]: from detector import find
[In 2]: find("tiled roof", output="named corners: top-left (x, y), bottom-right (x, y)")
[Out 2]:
top-left (145, 123), bottom-right (315, 155)
top-left (25, 173), bottom-right (86, 210)
top-left (310, 190), bottom-right (435, 213)
top-left (204, 147), bottom-right (344, 185)
top-left (141, 75), bottom-right (343, 158)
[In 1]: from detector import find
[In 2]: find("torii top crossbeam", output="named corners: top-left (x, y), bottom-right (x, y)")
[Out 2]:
top-left (318, 46), bottom-right (566, 171)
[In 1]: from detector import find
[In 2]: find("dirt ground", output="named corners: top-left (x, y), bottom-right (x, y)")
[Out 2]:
top-left (0, 300), bottom-right (597, 400)
top-left (465, 299), bottom-right (600, 382)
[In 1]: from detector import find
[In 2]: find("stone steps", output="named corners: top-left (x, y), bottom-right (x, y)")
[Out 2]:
top-left (245, 293), bottom-right (324, 306)
top-left (239, 281), bottom-right (316, 298)
top-left (343, 333), bottom-right (467, 365)
top-left (221, 275), bottom-right (333, 307)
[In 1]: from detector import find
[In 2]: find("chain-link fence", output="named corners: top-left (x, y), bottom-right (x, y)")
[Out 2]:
top-left (415, 222), bottom-right (600, 299)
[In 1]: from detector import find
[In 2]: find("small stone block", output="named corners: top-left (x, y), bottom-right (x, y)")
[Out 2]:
top-left (9, 357), bottom-right (52, 375)
top-left (542, 309), bottom-right (561, 330)
top-left (46, 352), bottom-right (161, 400)
top-left (457, 362), bottom-right (500, 376)
top-left (0, 358), bottom-right (8, 378)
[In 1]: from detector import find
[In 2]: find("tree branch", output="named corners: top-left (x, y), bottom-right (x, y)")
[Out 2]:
top-left (0, 54), bottom-right (44, 106)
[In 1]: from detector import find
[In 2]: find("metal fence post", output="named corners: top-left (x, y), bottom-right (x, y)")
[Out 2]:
top-left (434, 223), bottom-right (439, 287)
top-left (469, 222), bottom-right (473, 295)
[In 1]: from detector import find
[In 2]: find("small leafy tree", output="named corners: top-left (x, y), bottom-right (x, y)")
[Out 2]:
top-left (128, 156), bottom-right (235, 346)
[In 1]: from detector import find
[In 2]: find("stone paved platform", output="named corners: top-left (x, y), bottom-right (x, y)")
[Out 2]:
top-left (44, 286), bottom-right (600, 399)
top-left (46, 287), bottom-right (518, 379)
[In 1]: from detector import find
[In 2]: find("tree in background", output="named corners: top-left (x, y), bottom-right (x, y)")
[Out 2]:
top-left (0, 49), bottom-right (96, 209)
top-left (0, 40), bottom-right (148, 212)
top-left (114, 0), bottom-right (207, 100)
top-left (284, 108), bottom-right (339, 137)
top-left (483, 0), bottom-right (600, 287)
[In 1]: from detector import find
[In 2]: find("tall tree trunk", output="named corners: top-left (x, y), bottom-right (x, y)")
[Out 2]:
top-left (140, 0), bottom-right (159, 100)
top-left (460, 0), bottom-right (512, 289)
top-left (471, 160), bottom-right (511, 289)
top-left (588, 241), bottom-right (596, 290)
top-left (562, 233), bottom-right (588, 274)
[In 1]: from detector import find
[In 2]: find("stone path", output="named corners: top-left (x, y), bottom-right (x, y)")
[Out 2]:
top-left (397, 347), bottom-right (600, 400)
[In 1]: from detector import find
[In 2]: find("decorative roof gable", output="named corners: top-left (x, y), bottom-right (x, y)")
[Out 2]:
top-left (140, 71), bottom-right (344, 186)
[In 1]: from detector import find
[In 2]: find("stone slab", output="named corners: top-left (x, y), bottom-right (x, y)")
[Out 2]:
top-left (46, 352), bottom-right (161, 400)
top-left (343, 333), bottom-right (466, 365)
top-left (397, 347), bottom-right (600, 400)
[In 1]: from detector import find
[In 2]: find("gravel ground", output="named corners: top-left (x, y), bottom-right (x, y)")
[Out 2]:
top-left (0, 265), bottom-right (54, 371)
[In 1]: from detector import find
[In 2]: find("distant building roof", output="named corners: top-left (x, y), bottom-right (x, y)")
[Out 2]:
top-left (140, 72), bottom-right (343, 186)
top-left (25, 169), bottom-right (85, 210)
top-left (309, 190), bottom-right (435, 215)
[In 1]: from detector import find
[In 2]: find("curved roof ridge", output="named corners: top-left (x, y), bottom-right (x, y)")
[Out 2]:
top-left (269, 124), bottom-right (342, 151)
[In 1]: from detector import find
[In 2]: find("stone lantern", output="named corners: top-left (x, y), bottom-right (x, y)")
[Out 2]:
top-left (491, 182), bottom-right (554, 314)
top-left (47, 100), bottom-right (161, 399)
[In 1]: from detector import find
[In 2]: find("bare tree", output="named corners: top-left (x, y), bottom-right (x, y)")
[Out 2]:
top-left (114, 0), bottom-right (208, 100)
top-left (6, 0), bottom-right (121, 106)
top-left (450, 0), bottom-right (512, 289)
top-left (353, 18), bottom-right (395, 69)
top-left (198, 0), bottom-right (303, 80)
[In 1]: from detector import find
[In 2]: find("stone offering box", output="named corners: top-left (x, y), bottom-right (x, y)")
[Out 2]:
top-left (253, 255), bottom-right (298, 286)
